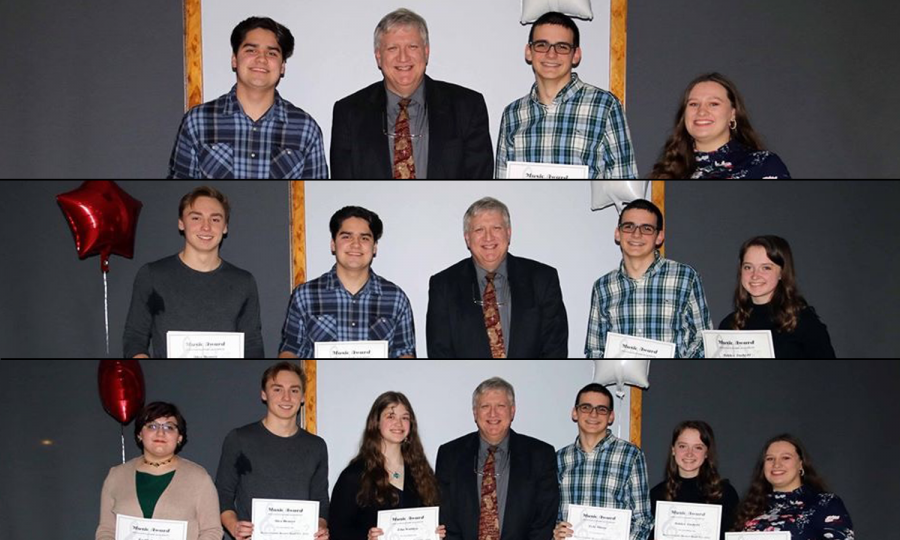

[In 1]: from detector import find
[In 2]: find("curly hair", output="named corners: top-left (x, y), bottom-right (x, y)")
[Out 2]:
top-left (648, 72), bottom-right (765, 179)
top-left (662, 421), bottom-right (725, 503)
top-left (732, 434), bottom-right (829, 531)
top-left (728, 236), bottom-right (809, 333)
top-left (353, 392), bottom-right (439, 508)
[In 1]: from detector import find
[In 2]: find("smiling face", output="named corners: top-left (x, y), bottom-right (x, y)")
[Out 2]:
top-left (261, 369), bottom-right (303, 422)
top-left (379, 403), bottom-right (411, 446)
top-left (673, 428), bottom-right (709, 479)
top-left (764, 441), bottom-right (804, 492)
top-left (376, 25), bottom-right (429, 98)
top-left (473, 389), bottom-right (515, 445)
top-left (741, 245), bottom-right (783, 305)
top-left (572, 391), bottom-right (615, 437)
top-left (178, 196), bottom-right (227, 256)
top-left (465, 210), bottom-right (511, 272)
top-left (232, 28), bottom-right (285, 92)
top-left (141, 416), bottom-right (182, 460)
top-left (331, 217), bottom-right (377, 273)
top-left (685, 81), bottom-right (736, 152)
top-left (525, 23), bottom-right (581, 85)
top-left (615, 208), bottom-right (665, 260)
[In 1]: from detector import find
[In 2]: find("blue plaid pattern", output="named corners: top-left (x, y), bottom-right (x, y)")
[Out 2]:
top-left (168, 85), bottom-right (328, 179)
top-left (280, 266), bottom-right (416, 358)
top-left (585, 253), bottom-right (712, 358)
top-left (558, 433), bottom-right (652, 540)
top-left (495, 73), bottom-right (637, 179)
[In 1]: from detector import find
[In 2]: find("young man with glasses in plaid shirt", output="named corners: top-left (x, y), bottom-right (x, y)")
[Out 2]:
top-left (495, 12), bottom-right (637, 179)
top-left (585, 199), bottom-right (713, 358)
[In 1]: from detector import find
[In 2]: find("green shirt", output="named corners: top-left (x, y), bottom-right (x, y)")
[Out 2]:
top-left (136, 471), bottom-right (175, 518)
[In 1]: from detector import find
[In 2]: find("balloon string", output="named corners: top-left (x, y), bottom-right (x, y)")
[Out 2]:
top-left (103, 272), bottom-right (110, 356)
top-left (120, 425), bottom-right (126, 464)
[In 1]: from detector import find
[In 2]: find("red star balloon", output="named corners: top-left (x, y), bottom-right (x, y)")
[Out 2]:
top-left (98, 360), bottom-right (146, 425)
top-left (57, 181), bottom-right (143, 273)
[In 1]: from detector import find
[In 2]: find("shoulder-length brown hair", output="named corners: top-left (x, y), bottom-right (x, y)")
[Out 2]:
top-left (662, 421), bottom-right (726, 503)
top-left (648, 72), bottom-right (765, 179)
top-left (353, 392), bottom-right (439, 508)
top-left (728, 235), bottom-right (808, 333)
top-left (733, 434), bottom-right (829, 531)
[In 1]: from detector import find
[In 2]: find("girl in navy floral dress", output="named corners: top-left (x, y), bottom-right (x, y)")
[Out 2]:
top-left (734, 434), bottom-right (854, 539)
top-left (648, 72), bottom-right (791, 179)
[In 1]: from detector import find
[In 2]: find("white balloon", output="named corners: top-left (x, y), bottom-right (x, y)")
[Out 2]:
top-left (592, 360), bottom-right (651, 398)
top-left (520, 0), bottom-right (594, 24)
top-left (591, 181), bottom-right (649, 212)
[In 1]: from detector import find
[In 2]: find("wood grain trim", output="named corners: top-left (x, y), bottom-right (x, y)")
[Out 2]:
top-left (183, 0), bottom-right (203, 110)
top-left (609, 0), bottom-right (628, 105)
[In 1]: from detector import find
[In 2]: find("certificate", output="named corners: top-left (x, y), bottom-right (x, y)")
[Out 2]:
top-left (567, 504), bottom-right (632, 540)
top-left (655, 501), bottom-right (722, 540)
top-left (703, 331), bottom-right (775, 358)
top-left (506, 161), bottom-right (590, 179)
top-left (115, 514), bottom-right (187, 540)
top-left (604, 333), bottom-right (676, 358)
top-left (377, 506), bottom-right (440, 540)
top-left (167, 331), bottom-right (244, 358)
top-left (315, 340), bottom-right (390, 358)
top-left (725, 534), bottom-right (790, 540)
top-left (252, 498), bottom-right (319, 540)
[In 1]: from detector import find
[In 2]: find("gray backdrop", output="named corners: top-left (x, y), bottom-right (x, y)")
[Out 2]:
top-left (1, 1), bottom-right (897, 178)
top-left (0, 359), bottom-right (895, 540)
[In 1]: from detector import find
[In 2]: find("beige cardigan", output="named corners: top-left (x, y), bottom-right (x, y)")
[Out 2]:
top-left (96, 457), bottom-right (223, 540)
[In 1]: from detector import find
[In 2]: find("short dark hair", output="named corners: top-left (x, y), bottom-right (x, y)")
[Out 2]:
top-left (619, 199), bottom-right (664, 231)
top-left (261, 361), bottom-right (307, 394)
top-left (529, 11), bottom-right (581, 49)
top-left (230, 17), bottom-right (295, 60)
top-left (134, 402), bottom-right (188, 454)
top-left (179, 185), bottom-right (231, 223)
top-left (329, 206), bottom-right (384, 243)
top-left (574, 383), bottom-right (615, 411)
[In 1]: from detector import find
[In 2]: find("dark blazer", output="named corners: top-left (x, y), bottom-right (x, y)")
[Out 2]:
top-left (435, 431), bottom-right (559, 540)
top-left (426, 254), bottom-right (568, 358)
top-left (330, 76), bottom-right (493, 179)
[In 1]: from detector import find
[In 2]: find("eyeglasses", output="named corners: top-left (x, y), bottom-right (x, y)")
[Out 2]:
top-left (382, 104), bottom-right (428, 140)
top-left (618, 223), bottom-right (659, 236)
top-left (576, 404), bottom-right (612, 416)
top-left (473, 450), bottom-right (510, 479)
top-left (472, 281), bottom-right (510, 308)
top-left (144, 422), bottom-right (179, 434)
top-left (530, 41), bottom-right (575, 55)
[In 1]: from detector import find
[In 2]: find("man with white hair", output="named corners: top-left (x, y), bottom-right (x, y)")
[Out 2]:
top-left (426, 197), bottom-right (568, 358)
top-left (331, 8), bottom-right (493, 179)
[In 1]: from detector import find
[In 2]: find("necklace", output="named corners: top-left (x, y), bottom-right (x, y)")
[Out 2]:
top-left (144, 456), bottom-right (175, 468)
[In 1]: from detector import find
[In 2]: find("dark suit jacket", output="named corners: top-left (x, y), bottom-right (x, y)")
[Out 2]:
top-left (426, 254), bottom-right (568, 358)
top-left (330, 76), bottom-right (493, 179)
top-left (435, 431), bottom-right (559, 540)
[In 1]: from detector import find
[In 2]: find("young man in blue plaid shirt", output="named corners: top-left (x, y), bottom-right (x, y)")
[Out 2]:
top-left (279, 206), bottom-right (416, 358)
top-left (585, 199), bottom-right (712, 358)
top-left (496, 12), bottom-right (637, 179)
top-left (168, 17), bottom-right (328, 179)
top-left (554, 383), bottom-right (652, 540)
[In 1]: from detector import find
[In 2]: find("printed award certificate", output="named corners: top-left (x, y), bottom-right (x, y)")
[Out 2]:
top-left (377, 506), bottom-right (440, 540)
top-left (314, 340), bottom-right (390, 358)
top-left (507, 161), bottom-right (590, 179)
top-left (703, 330), bottom-right (775, 358)
top-left (115, 514), bottom-right (187, 540)
top-left (167, 331), bottom-right (244, 358)
top-left (252, 498), bottom-right (320, 540)
top-left (567, 504), bottom-right (632, 540)
top-left (604, 333), bottom-right (676, 358)
top-left (655, 501), bottom-right (722, 540)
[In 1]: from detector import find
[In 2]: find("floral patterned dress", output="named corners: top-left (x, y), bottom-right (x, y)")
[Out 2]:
top-left (742, 486), bottom-right (855, 540)
top-left (692, 141), bottom-right (791, 178)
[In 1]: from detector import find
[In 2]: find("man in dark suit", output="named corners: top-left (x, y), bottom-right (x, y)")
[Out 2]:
top-left (426, 197), bottom-right (568, 359)
top-left (436, 378), bottom-right (559, 540)
top-left (330, 8), bottom-right (493, 179)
